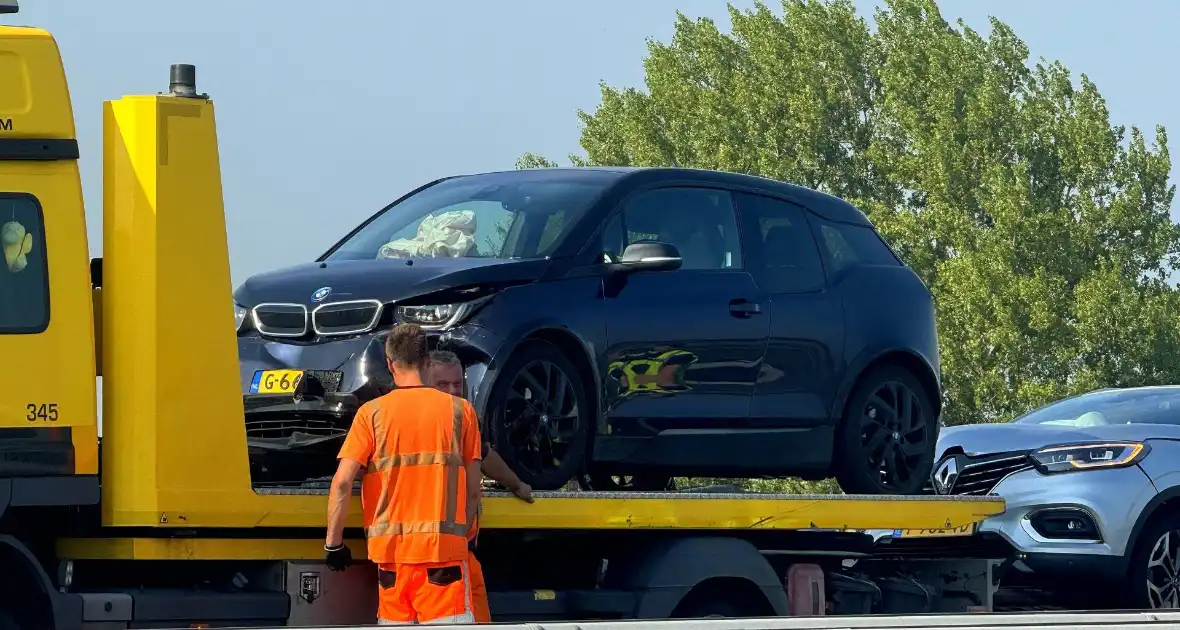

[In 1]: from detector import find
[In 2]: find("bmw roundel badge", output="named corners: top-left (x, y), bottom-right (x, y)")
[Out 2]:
top-left (311, 286), bottom-right (332, 303)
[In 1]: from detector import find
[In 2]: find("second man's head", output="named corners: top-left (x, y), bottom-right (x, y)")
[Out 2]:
top-left (426, 350), bottom-right (464, 398)
top-left (384, 324), bottom-right (466, 396)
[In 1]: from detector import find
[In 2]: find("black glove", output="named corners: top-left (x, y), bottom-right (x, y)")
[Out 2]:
top-left (325, 544), bottom-right (353, 571)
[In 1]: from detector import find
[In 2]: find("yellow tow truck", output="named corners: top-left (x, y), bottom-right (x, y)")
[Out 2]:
top-left (0, 5), bottom-right (1008, 628)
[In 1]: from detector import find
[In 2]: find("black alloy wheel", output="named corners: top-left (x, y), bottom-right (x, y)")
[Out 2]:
top-left (488, 340), bottom-right (591, 491)
top-left (834, 365), bottom-right (936, 495)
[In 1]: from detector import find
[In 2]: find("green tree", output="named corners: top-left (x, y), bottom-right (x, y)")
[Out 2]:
top-left (523, 0), bottom-right (1180, 491)
top-left (516, 153), bottom-right (559, 169)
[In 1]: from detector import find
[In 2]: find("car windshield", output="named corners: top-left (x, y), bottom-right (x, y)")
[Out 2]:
top-left (323, 170), bottom-right (616, 262)
top-left (1011, 388), bottom-right (1180, 427)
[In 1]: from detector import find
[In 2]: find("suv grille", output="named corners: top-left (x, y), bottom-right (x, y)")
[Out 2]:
top-left (930, 451), bottom-right (1035, 496)
top-left (252, 303), bottom-right (308, 337)
top-left (312, 300), bottom-right (383, 336)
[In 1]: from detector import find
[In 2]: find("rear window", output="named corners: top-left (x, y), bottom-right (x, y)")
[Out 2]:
top-left (0, 194), bottom-right (49, 334)
top-left (817, 220), bottom-right (899, 273)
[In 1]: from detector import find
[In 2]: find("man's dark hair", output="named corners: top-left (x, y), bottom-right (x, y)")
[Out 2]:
top-left (386, 323), bottom-right (428, 368)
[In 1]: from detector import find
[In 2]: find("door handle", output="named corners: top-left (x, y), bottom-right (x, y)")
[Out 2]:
top-left (729, 299), bottom-right (762, 317)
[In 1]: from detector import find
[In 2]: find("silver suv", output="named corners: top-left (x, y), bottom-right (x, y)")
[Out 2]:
top-left (931, 386), bottom-right (1180, 609)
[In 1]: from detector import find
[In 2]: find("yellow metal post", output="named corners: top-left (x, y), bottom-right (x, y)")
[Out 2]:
top-left (100, 76), bottom-right (255, 526)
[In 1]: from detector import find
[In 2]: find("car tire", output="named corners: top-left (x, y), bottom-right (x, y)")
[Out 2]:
top-left (833, 364), bottom-right (936, 495)
top-left (486, 339), bottom-right (592, 491)
top-left (1127, 511), bottom-right (1180, 609)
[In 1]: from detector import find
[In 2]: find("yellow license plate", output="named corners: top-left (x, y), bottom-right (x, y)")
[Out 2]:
top-left (250, 369), bottom-right (304, 394)
top-left (892, 523), bottom-right (977, 538)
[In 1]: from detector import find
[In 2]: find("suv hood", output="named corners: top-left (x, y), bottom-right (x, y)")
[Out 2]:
top-left (234, 257), bottom-right (550, 306)
top-left (937, 422), bottom-right (1180, 458)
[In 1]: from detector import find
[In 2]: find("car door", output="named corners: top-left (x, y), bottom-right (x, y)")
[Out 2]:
top-left (734, 192), bottom-right (845, 431)
top-left (600, 185), bottom-right (769, 436)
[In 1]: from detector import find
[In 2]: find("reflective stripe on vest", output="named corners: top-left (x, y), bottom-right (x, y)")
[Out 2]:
top-left (364, 395), bottom-right (468, 539)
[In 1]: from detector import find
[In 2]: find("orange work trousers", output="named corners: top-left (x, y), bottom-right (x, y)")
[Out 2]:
top-left (376, 560), bottom-right (476, 625)
top-left (469, 553), bottom-right (490, 623)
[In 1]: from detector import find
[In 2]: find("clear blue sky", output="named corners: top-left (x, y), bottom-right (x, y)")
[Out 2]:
top-left (10, 0), bottom-right (1178, 286)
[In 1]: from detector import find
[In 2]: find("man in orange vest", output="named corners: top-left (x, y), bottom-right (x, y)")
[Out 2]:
top-left (323, 323), bottom-right (483, 625)
top-left (426, 349), bottom-right (533, 623)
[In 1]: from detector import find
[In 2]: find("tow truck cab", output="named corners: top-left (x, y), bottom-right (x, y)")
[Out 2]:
top-left (0, 10), bottom-right (99, 629)
top-left (0, 11), bottom-right (99, 489)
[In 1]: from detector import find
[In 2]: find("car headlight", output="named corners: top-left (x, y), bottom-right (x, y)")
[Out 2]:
top-left (395, 297), bottom-right (489, 330)
top-left (1030, 442), bottom-right (1150, 474)
top-left (234, 302), bottom-right (249, 331)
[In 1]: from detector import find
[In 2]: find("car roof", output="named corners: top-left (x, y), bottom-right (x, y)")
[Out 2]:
top-left (457, 166), bottom-right (872, 226)
top-left (1082, 385), bottom-right (1180, 396)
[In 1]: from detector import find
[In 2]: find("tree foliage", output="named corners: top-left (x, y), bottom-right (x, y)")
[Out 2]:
top-left (523, 0), bottom-right (1180, 440)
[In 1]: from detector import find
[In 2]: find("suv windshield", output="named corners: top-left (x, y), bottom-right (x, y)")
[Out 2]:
top-left (1012, 388), bottom-right (1180, 427)
top-left (323, 170), bottom-right (617, 262)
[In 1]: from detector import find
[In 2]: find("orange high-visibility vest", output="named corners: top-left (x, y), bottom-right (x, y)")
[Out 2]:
top-left (339, 386), bottom-right (482, 565)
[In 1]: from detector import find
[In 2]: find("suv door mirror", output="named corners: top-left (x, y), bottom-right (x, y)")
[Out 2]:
top-left (619, 241), bottom-right (682, 273)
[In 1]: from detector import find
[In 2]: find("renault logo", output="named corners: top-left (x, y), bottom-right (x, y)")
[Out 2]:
top-left (932, 457), bottom-right (959, 495)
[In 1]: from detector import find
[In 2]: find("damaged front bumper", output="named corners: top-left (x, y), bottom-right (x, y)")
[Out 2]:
top-left (240, 334), bottom-right (394, 486)
top-left (238, 324), bottom-right (502, 487)
top-left (244, 389), bottom-right (367, 486)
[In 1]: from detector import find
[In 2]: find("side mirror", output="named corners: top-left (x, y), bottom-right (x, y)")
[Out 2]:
top-left (618, 241), bottom-right (682, 273)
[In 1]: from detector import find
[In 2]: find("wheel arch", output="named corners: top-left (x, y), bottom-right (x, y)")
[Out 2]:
top-left (670, 576), bottom-right (777, 618)
top-left (477, 323), bottom-right (602, 430)
top-left (605, 536), bottom-right (789, 619)
top-left (1124, 485), bottom-right (1180, 576)
top-left (833, 347), bottom-right (942, 422)
top-left (0, 534), bottom-right (66, 630)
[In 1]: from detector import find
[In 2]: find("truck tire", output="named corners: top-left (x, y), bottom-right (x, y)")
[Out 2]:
top-left (673, 588), bottom-right (771, 618)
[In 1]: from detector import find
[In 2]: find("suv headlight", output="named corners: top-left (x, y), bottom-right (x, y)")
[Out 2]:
top-left (395, 296), bottom-right (490, 331)
top-left (234, 302), bottom-right (249, 331)
top-left (1030, 442), bottom-right (1150, 474)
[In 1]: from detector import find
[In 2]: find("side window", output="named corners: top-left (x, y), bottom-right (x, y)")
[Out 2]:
top-left (817, 220), bottom-right (900, 274)
top-left (603, 187), bottom-right (743, 270)
top-left (0, 194), bottom-right (49, 333)
top-left (735, 193), bottom-right (825, 293)
top-left (600, 213), bottom-right (625, 263)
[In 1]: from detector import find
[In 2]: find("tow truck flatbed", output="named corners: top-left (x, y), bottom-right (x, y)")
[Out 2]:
top-left (254, 488), bottom-right (1005, 530)
top-left (54, 490), bottom-right (1006, 626)
top-left (56, 490), bottom-right (1002, 561)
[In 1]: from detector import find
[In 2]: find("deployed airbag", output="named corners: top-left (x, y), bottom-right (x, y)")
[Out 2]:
top-left (377, 210), bottom-right (477, 259)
